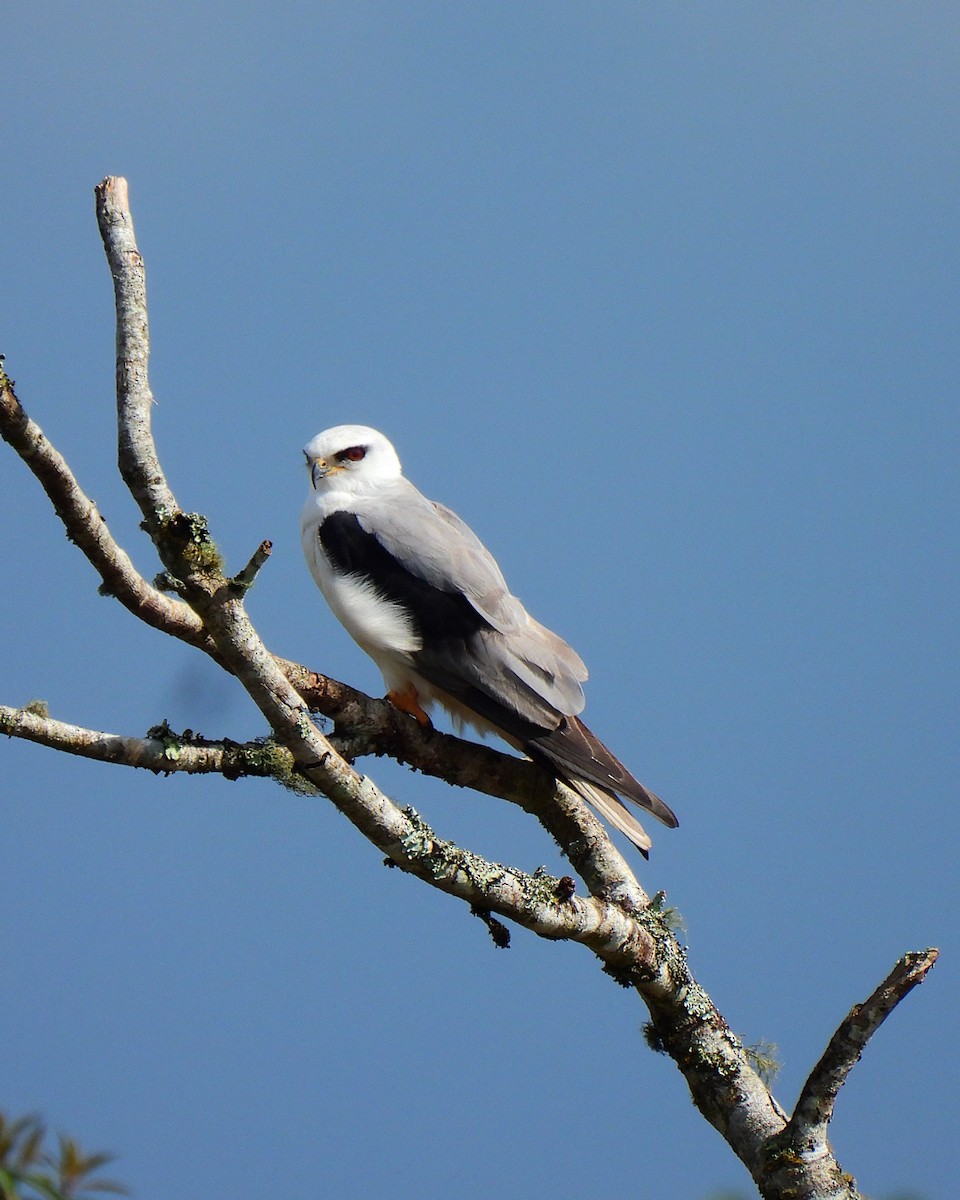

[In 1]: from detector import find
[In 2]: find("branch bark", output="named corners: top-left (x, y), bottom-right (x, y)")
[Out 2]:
top-left (0, 180), bottom-right (939, 1200)
top-left (0, 704), bottom-right (297, 781)
top-left (788, 949), bottom-right (940, 1153)
top-left (0, 368), bottom-right (209, 650)
top-left (95, 175), bottom-right (179, 527)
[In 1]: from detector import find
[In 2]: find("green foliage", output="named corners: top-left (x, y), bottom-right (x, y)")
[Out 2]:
top-left (0, 1111), bottom-right (128, 1200)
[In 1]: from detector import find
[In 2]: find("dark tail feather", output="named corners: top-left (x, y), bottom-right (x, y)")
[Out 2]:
top-left (526, 715), bottom-right (678, 835)
top-left (566, 778), bottom-right (653, 856)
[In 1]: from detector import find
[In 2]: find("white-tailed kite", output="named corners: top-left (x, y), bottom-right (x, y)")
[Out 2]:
top-left (300, 424), bottom-right (677, 854)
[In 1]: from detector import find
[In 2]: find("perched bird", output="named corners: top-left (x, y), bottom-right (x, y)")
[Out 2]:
top-left (300, 424), bottom-right (677, 854)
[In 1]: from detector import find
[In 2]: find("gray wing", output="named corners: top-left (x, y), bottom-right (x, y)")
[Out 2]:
top-left (352, 479), bottom-right (588, 723)
top-left (348, 480), bottom-right (678, 847)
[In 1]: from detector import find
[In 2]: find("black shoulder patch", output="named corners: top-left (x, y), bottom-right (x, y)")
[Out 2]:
top-left (318, 510), bottom-right (488, 641)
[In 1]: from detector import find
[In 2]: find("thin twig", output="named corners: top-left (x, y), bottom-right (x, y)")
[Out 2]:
top-left (231, 539), bottom-right (273, 592)
top-left (788, 949), bottom-right (940, 1152)
top-left (0, 701), bottom-right (654, 961)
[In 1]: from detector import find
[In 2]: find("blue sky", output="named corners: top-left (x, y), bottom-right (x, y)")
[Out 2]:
top-left (1, 5), bottom-right (957, 1197)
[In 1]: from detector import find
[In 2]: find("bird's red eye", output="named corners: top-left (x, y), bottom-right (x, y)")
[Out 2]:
top-left (337, 445), bottom-right (367, 463)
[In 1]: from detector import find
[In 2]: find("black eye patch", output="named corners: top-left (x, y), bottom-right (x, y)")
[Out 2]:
top-left (336, 445), bottom-right (367, 463)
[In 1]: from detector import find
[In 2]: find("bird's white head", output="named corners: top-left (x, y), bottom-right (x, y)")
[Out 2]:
top-left (302, 425), bottom-right (402, 494)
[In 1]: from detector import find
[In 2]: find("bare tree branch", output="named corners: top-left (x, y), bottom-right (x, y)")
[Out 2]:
top-left (0, 355), bottom-right (645, 907)
top-left (0, 368), bottom-right (209, 650)
top-left (0, 704), bottom-right (297, 782)
top-left (0, 178), bottom-right (940, 1200)
top-left (232, 538), bottom-right (274, 592)
top-left (94, 176), bottom-right (179, 527)
top-left (788, 949), bottom-right (940, 1152)
top-left (84, 180), bottom-right (796, 1175)
top-left (88, 179), bottom-right (659, 923)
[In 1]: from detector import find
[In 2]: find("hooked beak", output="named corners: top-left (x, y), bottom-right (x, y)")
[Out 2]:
top-left (306, 455), bottom-right (330, 490)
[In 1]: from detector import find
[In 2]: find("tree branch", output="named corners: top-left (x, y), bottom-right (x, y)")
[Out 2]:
top-left (0, 178), bottom-right (940, 1200)
top-left (231, 539), bottom-right (274, 592)
top-left (0, 704), bottom-right (299, 783)
top-left (94, 176), bottom-right (179, 528)
top-left (788, 949), bottom-right (940, 1152)
top-left (82, 177), bottom-right (794, 1186)
top-left (0, 364), bottom-right (210, 651)
top-left (279, 658), bottom-right (652, 908)
top-left (0, 353), bottom-right (644, 907)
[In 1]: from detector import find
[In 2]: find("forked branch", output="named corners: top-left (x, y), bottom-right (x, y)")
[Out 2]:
top-left (0, 180), bottom-right (938, 1200)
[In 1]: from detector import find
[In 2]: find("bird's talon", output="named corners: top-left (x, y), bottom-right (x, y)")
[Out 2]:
top-left (386, 687), bottom-right (433, 728)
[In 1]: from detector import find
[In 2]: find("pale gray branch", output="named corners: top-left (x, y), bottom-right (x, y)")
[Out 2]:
top-left (788, 949), bottom-right (940, 1153)
top-left (88, 180), bottom-right (654, 915)
top-left (0, 704), bottom-right (288, 780)
top-left (232, 539), bottom-right (274, 592)
top-left (0, 702), bottom-right (652, 960)
top-left (0, 368), bottom-right (210, 650)
top-left (94, 176), bottom-right (179, 525)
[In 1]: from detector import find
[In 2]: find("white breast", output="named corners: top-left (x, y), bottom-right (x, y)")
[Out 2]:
top-left (301, 517), bottom-right (421, 660)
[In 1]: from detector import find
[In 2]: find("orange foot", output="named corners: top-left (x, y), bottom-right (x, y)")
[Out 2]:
top-left (386, 685), bottom-right (433, 728)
